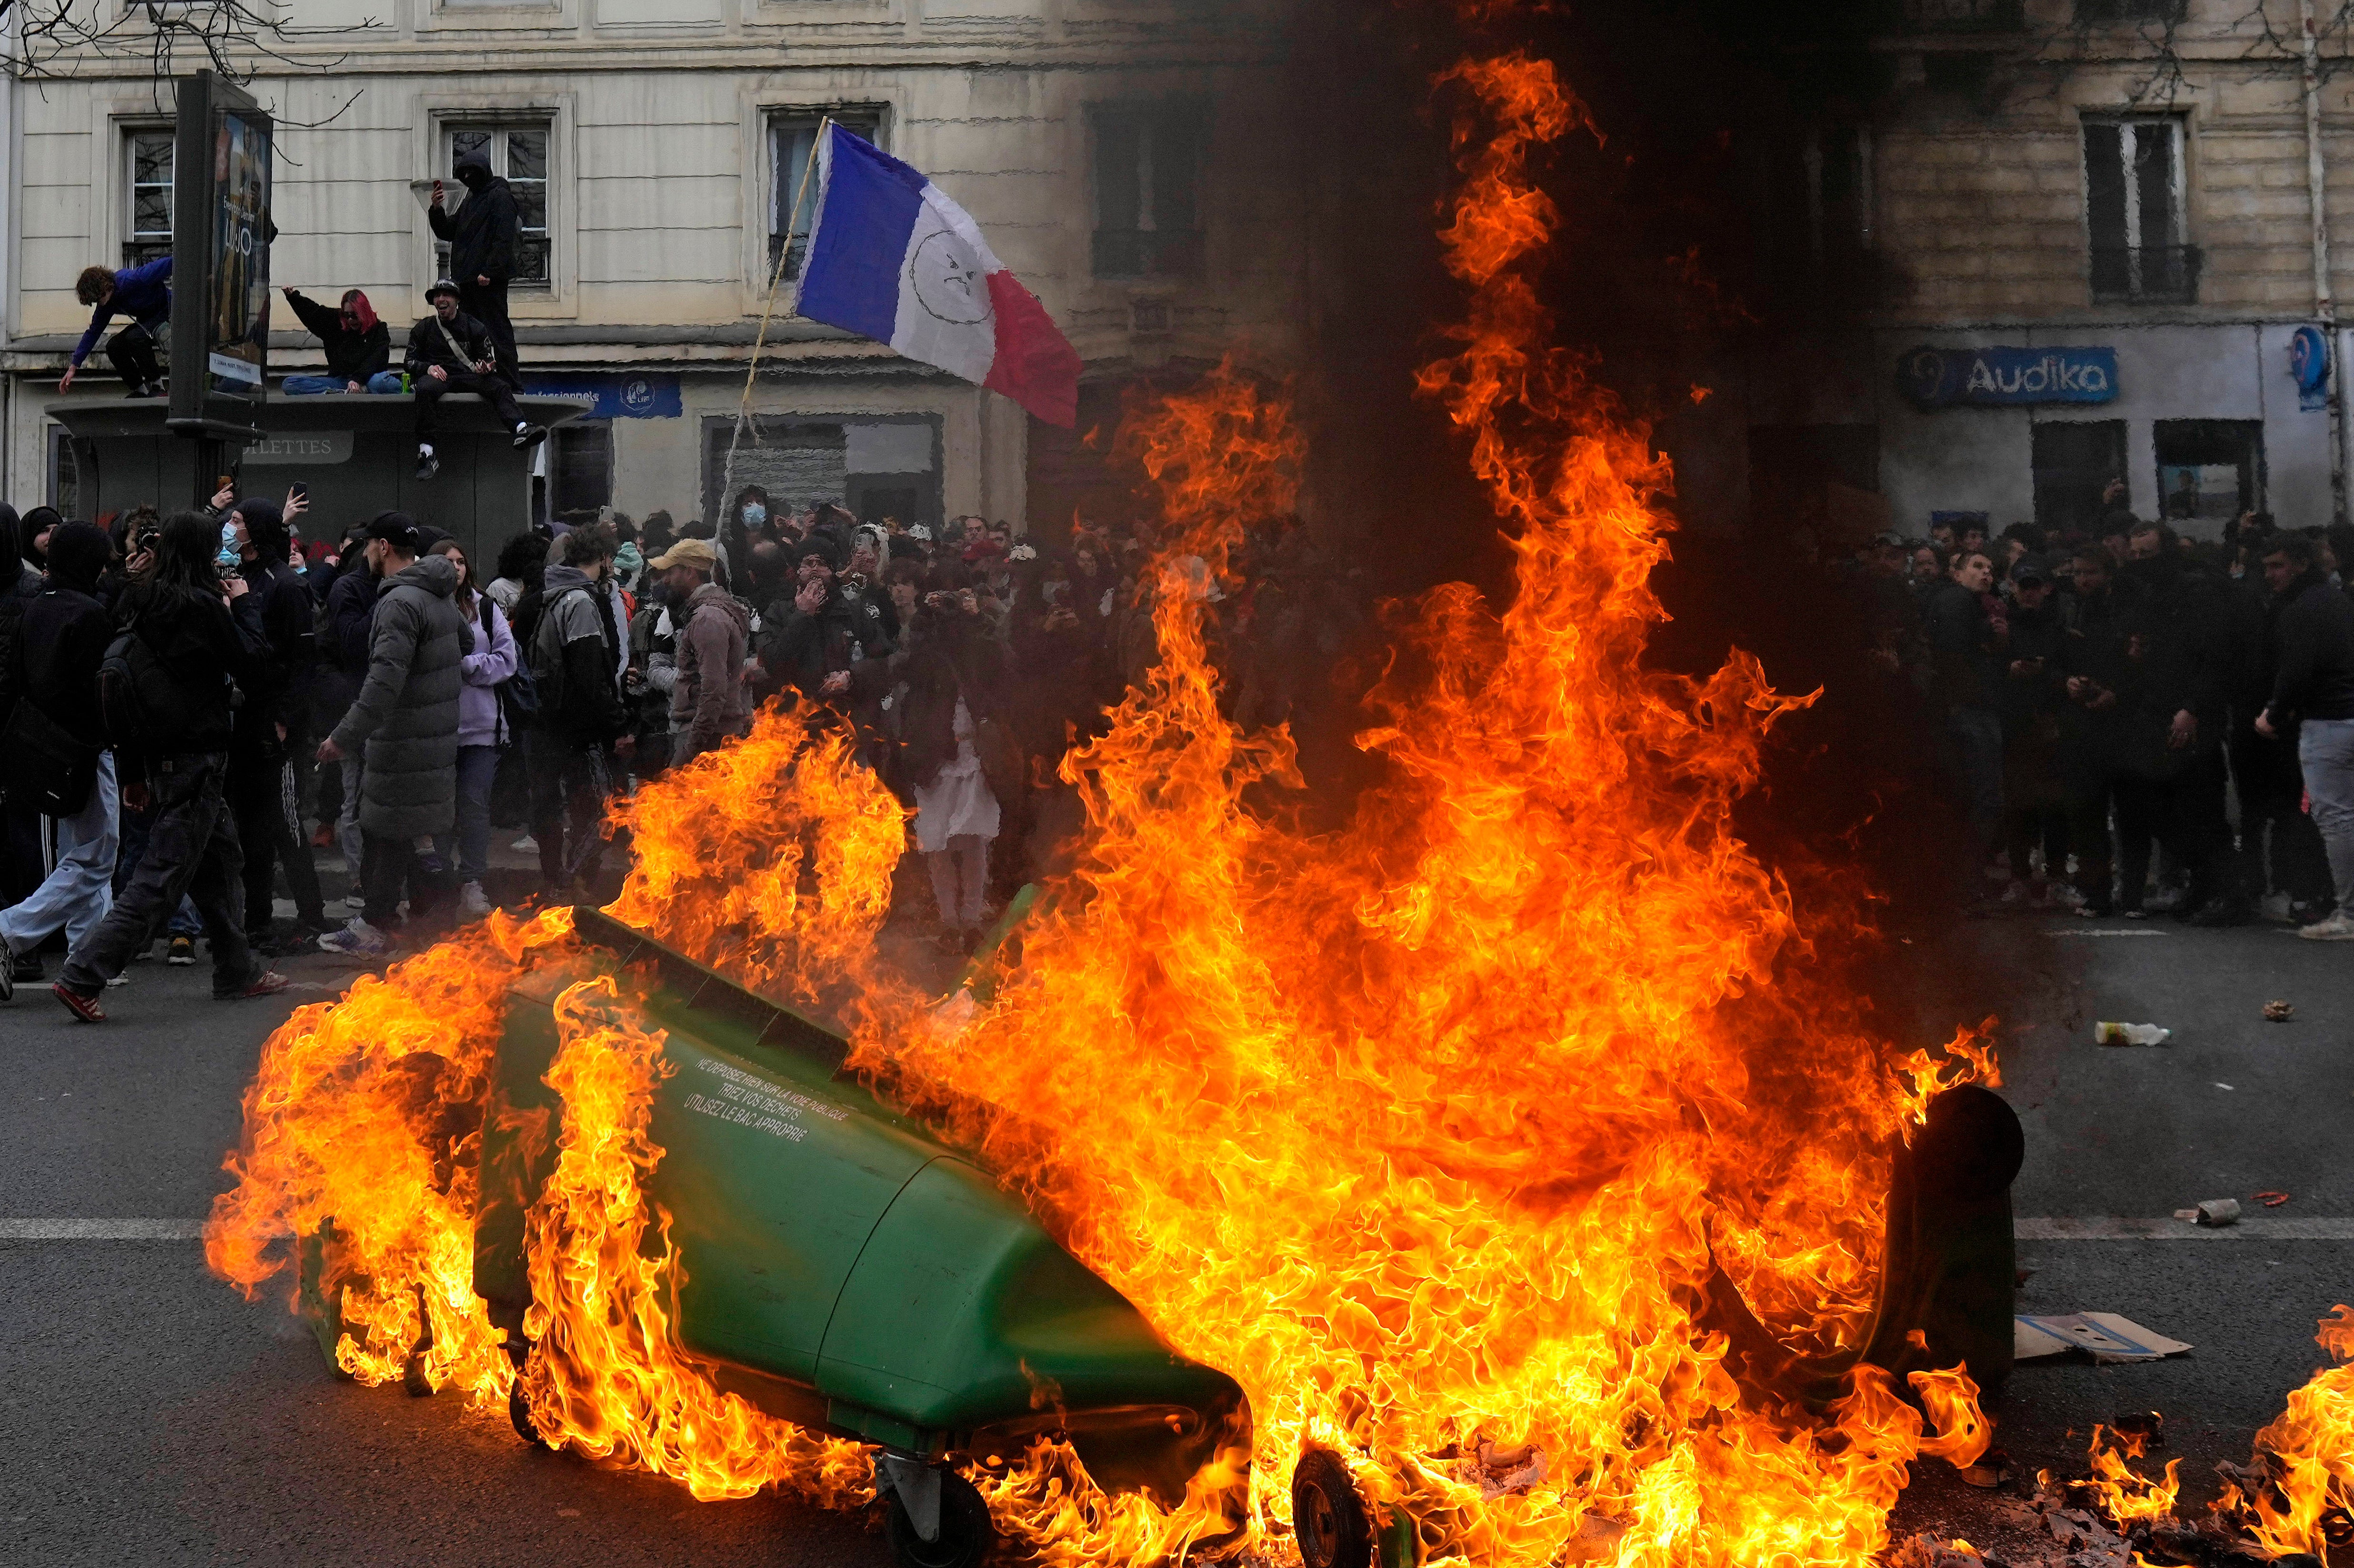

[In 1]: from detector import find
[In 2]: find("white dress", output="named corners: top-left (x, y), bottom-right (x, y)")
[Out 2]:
top-left (910, 697), bottom-right (1000, 853)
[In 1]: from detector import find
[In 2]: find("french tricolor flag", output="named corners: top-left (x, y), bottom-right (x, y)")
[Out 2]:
top-left (796, 124), bottom-right (1083, 428)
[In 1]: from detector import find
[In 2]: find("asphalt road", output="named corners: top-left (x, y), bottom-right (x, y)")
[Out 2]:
top-left (2, 893), bottom-right (2348, 1564)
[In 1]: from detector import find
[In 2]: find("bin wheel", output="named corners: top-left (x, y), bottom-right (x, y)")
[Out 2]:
top-left (883, 1468), bottom-right (993, 1568)
top-left (508, 1387), bottom-right (542, 1446)
top-left (1292, 1449), bottom-right (1372, 1568)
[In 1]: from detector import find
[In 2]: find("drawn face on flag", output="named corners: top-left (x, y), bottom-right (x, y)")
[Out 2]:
top-left (894, 195), bottom-right (997, 386)
top-left (911, 230), bottom-right (993, 326)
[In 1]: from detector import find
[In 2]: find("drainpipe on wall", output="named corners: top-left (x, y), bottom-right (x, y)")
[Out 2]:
top-left (2303, 0), bottom-right (2348, 525)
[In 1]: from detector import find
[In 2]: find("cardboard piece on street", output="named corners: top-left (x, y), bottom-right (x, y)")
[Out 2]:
top-left (2015, 1313), bottom-right (2193, 1365)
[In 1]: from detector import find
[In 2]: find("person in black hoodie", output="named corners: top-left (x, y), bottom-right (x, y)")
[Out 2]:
top-left (52, 513), bottom-right (291, 1020)
top-left (0, 524), bottom-right (117, 1003)
top-left (2228, 533), bottom-right (2334, 921)
top-left (2256, 531), bottom-right (2354, 939)
top-left (406, 280), bottom-right (543, 482)
top-left (428, 149), bottom-right (521, 387)
top-left (279, 286), bottom-right (396, 393)
top-left (525, 529), bottom-right (633, 894)
top-left (223, 495), bottom-right (331, 949)
top-left (2059, 546), bottom-right (2148, 916)
top-left (1995, 556), bottom-right (2072, 907)
top-left (1922, 547), bottom-right (2006, 902)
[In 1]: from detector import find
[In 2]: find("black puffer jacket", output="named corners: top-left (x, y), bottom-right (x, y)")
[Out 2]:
top-left (329, 554), bottom-right (466, 838)
top-left (428, 148), bottom-right (519, 284)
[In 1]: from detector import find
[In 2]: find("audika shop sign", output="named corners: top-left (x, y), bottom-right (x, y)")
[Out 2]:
top-left (1900, 345), bottom-right (2119, 409)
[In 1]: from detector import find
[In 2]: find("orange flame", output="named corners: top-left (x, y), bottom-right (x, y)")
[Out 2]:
top-left (2228, 1306), bottom-right (2354, 1556)
top-left (204, 35), bottom-right (2001, 1568)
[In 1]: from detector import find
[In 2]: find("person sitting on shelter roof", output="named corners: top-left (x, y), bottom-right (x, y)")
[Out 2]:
top-left (279, 286), bottom-right (399, 395)
top-left (405, 279), bottom-right (545, 483)
top-left (60, 256), bottom-right (173, 399)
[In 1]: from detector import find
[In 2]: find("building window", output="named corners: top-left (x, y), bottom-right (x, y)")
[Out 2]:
top-left (1089, 102), bottom-right (1205, 280)
top-left (124, 127), bottom-right (173, 268)
top-left (438, 121), bottom-right (552, 290)
top-left (47, 425), bottom-right (82, 518)
top-left (2155, 419), bottom-right (2263, 535)
top-left (1895, 0), bottom-right (2025, 31)
top-left (770, 106), bottom-right (887, 280)
top-left (2085, 116), bottom-right (2195, 303)
top-left (2075, 0), bottom-right (2184, 21)
top-left (548, 421), bottom-right (613, 524)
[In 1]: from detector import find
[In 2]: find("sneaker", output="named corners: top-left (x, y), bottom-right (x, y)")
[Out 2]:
top-left (52, 982), bottom-right (105, 1023)
top-left (105, 974), bottom-right (129, 988)
top-left (317, 918), bottom-right (391, 957)
top-left (166, 935), bottom-right (196, 966)
top-left (1998, 879), bottom-right (2030, 908)
top-left (2260, 892), bottom-right (2297, 925)
top-left (512, 423), bottom-right (548, 449)
top-left (343, 894), bottom-right (368, 914)
top-left (510, 835), bottom-right (539, 854)
top-left (2297, 913), bottom-right (2354, 941)
top-left (123, 381), bottom-right (158, 399)
top-left (216, 969), bottom-right (293, 1001)
top-left (0, 939), bottom-right (12, 1003)
top-left (415, 448), bottom-right (440, 482)
top-left (459, 881), bottom-right (493, 919)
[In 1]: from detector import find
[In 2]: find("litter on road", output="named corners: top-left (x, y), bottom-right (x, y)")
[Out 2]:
top-left (2014, 1314), bottom-right (2193, 1365)
top-left (2094, 1022), bottom-right (2171, 1046)
top-left (2173, 1198), bottom-right (2242, 1226)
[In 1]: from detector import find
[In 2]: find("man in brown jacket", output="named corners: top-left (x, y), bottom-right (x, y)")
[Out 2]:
top-left (650, 538), bottom-right (752, 764)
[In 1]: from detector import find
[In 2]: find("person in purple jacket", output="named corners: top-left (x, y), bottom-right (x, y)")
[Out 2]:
top-left (60, 257), bottom-right (173, 397)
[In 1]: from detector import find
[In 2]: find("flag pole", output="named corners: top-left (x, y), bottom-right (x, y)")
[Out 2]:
top-left (722, 115), bottom-right (829, 544)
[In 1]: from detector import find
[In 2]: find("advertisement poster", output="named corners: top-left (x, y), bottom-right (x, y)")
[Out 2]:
top-left (207, 110), bottom-right (272, 394)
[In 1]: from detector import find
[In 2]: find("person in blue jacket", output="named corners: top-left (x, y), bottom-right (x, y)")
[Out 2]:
top-left (60, 257), bottom-right (173, 397)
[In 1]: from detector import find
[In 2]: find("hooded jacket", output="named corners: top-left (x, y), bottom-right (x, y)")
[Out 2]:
top-left (455, 595), bottom-right (518, 749)
top-left (329, 553), bottom-right (466, 838)
top-left (669, 580), bottom-right (752, 763)
top-left (284, 290), bottom-right (391, 385)
top-left (111, 577), bottom-right (270, 771)
top-left (429, 150), bottom-right (520, 284)
top-left (0, 505), bottom-right (39, 600)
top-left (531, 563), bottom-right (628, 744)
top-left (70, 255), bottom-right (172, 369)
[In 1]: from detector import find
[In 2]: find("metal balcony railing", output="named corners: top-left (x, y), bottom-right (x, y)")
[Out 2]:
top-left (1886, 0), bottom-right (2025, 32)
top-left (2091, 243), bottom-right (2202, 305)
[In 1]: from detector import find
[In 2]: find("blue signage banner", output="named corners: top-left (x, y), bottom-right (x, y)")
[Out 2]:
top-left (1899, 346), bottom-right (2118, 409)
top-left (519, 372), bottom-right (682, 420)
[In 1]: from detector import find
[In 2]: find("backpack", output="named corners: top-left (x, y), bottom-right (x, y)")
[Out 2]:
top-left (96, 616), bottom-right (185, 750)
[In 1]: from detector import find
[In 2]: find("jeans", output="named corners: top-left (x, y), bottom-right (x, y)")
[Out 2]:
top-left (2298, 718), bottom-right (2354, 909)
top-left (434, 744), bottom-right (502, 883)
top-left (0, 750), bottom-right (118, 955)
top-left (62, 752), bottom-right (256, 994)
top-left (527, 731), bottom-right (613, 888)
top-left (337, 754), bottom-right (365, 889)
top-left (926, 835), bottom-right (990, 930)
top-left (283, 371), bottom-right (405, 395)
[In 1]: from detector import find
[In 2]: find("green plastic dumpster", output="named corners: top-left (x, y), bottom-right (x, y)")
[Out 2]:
top-left (472, 907), bottom-right (1250, 1568)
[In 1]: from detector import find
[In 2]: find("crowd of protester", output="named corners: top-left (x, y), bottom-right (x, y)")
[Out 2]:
top-left (0, 486), bottom-right (1355, 1020)
top-left (1835, 490), bottom-right (2354, 937)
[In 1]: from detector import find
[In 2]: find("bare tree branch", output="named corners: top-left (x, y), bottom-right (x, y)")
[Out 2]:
top-left (4, 0), bottom-right (377, 86)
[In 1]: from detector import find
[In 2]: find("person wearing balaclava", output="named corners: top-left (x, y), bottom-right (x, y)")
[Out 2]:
top-left (0, 523), bottom-right (120, 1004)
top-left (428, 147), bottom-right (522, 388)
top-left (2120, 519), bottom-right (2237, 925)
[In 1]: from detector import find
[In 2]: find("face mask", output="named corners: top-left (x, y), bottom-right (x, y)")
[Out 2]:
top-left (743, 504), bottom-right (768, 528)
top-left (218, 521), bottom-right (243, 570)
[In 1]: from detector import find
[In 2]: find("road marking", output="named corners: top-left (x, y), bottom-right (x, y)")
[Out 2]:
top-left (2042, 929), bottom-right (2172, 938)
top-left (2019, 1217), bottom-right (2354, 1240)
top-left (0, 1219), bottom-right (206, 1240)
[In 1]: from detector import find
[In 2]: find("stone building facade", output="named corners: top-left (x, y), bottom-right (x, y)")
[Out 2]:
top-left (1686, 0), bottom-right (2354, 543)
top-left (1, 0), bottom-right (1305, 538)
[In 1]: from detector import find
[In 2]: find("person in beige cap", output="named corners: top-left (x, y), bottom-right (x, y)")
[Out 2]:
top-left (650, 536), bottom-right (753, 764)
